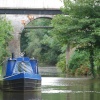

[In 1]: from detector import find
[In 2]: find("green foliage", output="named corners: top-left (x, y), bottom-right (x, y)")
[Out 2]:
top-left (40, 34), bottom-right (61, 65)
top-left (56, 45), bottom-right (67, 73)
top-left (93, 48), bottom-right (100, 77)
top-left (52, 0), bottom-right (100, 47)
top-left (75, 65), bottom-right (90, 76)
top-left (51, 0), bottom-right (100, 76)
top-left (0, 66), bottom-right (2, 75)
top-left (21, 18), bottom-right (51, 57)
top-left (67, 50), bottom-right (90, 75)
top-left (21, 18), bottom-right (61, 66)
top-left (0, 16), bottom-right (13, 64)
top-left (20, 30), bottom-right (29, 52)
top-left (68, 50), bottom-right (89, 69)
top-left (57, 60), bottom-right (66, 73)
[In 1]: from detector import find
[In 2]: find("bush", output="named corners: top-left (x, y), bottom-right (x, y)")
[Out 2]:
top-left (0, 66), bottom-right (2, 75)
top-left (75, 65), bottom-right (90, 76)
top-left (56, 59), bottom-right (66, 73)
top-left (67, 50), bottom-right (90, 76)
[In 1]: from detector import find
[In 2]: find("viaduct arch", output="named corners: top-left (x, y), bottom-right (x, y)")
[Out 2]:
top-left (6, 14), bottom-right (53, 57)
top-left (0, 0), bottom-right (63, 57)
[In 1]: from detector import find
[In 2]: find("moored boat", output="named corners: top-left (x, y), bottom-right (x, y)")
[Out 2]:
top-left (2, 54), bottom-right (41, 91)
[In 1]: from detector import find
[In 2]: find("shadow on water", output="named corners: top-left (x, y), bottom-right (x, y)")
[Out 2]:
top-left (0, 91), bottom-right (41, 100)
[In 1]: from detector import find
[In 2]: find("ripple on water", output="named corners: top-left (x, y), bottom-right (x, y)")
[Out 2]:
top-left (42, 77), bottom-right (100, 95)
top-left (42, 89), bottom-right (72, 93)
top-left (42, 77), bottom-right (90, 86)
top-left (42, 89), bottom-right (100, 94)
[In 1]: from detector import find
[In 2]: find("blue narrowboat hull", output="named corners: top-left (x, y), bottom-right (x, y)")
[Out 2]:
top-left (2, 56), bottom-right (41, 91)
top-left (3, 73), bottom-right (41, 91)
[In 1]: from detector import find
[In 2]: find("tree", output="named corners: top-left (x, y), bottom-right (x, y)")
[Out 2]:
top-left (0, 16), bottom-right (13, 65)
top-left (21, 18), bottom-right (61, 66)
top-left (51, 0), bottom-right (100, 77)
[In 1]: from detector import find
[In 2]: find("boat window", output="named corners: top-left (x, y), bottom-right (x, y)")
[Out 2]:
top-left (13, 61), bottom-right (33, 73)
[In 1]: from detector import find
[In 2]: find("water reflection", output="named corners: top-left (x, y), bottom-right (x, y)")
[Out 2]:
top-left (3, 91), bottom-right (41, 100)
top-left (1, 77), bottom-right (100, 100)
top-left (42, 77), bottom-right (100, 100)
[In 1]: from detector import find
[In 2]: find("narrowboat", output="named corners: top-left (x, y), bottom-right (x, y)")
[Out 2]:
top-left (2, 54), bottom-right (41, 91)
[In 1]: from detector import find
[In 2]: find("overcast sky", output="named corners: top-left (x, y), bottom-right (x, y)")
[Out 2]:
top-left (0, 0), bottom-right (64, 9)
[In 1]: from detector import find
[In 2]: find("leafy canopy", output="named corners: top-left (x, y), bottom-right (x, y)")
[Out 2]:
top-left (52, 0), bottom-right (100, 48)
top-left (21, 18), bottom-right (61, 66)
top-left (0, 16), bottom-right (13, 63)
top-left (51, 0), bottom-right (100, 75)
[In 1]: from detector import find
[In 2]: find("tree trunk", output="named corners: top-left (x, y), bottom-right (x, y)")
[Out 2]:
top-left (66, 43), bottom-right (70, 65)
top-left (89, 47), bottom-right (95, 78)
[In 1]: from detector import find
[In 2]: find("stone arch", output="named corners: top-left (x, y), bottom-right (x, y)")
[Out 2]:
top-left (5, 14), bottom-right (53, 57)
top-left (24, 14), bottom-right (53, 27)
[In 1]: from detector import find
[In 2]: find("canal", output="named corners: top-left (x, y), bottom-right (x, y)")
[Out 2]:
top-left (0, 67), bottom-right (100, 100)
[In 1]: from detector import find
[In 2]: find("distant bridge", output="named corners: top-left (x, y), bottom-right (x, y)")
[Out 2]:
top-left (0, 0), bottom-right (63, 14)
top-left (0, 8), bottom-right (62, 15)
top-left (0, 0), bottom-right (64, 57)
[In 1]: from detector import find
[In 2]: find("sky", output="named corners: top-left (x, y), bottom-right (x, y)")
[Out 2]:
top-left (0, 0), bottom-right (64, 9)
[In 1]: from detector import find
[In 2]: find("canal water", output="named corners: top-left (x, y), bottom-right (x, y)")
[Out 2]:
top-left (0, 67), bottom-right (100, 100)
